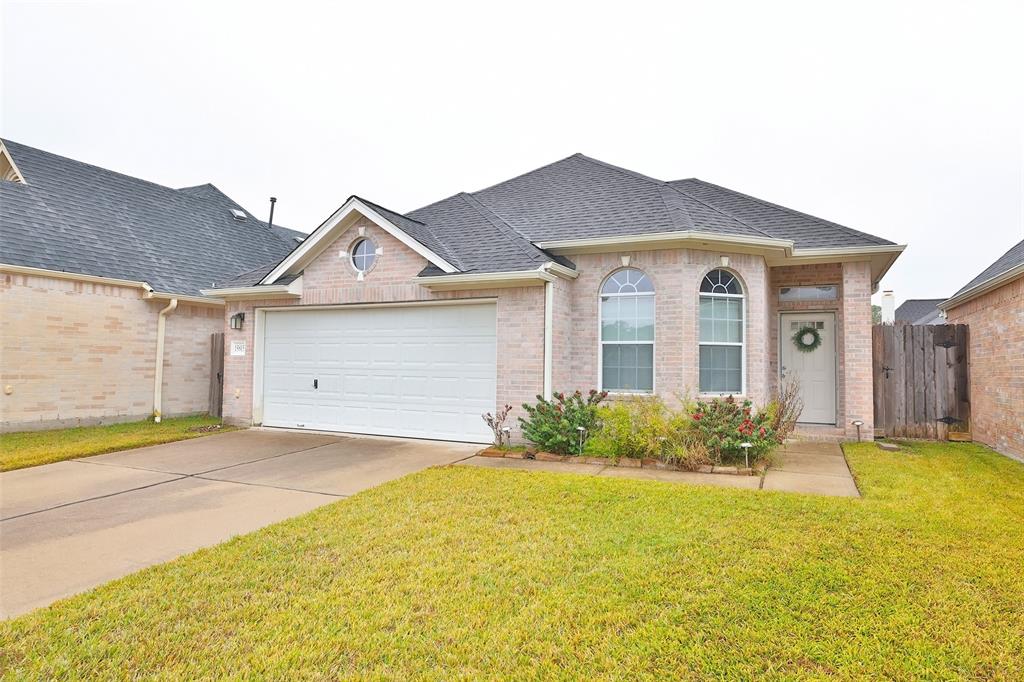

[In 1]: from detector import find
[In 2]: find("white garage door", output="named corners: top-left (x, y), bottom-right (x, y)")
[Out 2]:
top-left (261, 302), bottom-right (496, 442)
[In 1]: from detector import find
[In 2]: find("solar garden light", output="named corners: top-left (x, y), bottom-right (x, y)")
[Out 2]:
top-left (577, 426), bottom-right (587, 456)
top-left (740, 442), bottom-right (752, 469)
top-left (501, 426), bottom-right (511, 447)
top-left (852, 420), bottom-right (864, 442)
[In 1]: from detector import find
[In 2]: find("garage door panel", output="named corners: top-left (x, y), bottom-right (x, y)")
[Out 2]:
top-left (261, 304), bottom-right (496, 442)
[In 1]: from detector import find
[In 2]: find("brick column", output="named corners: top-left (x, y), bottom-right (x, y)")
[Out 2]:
top-left (842, 261), bottom-right (874, 438)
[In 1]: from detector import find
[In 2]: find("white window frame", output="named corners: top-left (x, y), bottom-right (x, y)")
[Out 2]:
top-left (598, 269), bottom-right (656, 395)
top-left (350, 238), bottom-right (376, 273)
top-left (698, 271), bottom-right (746, 396)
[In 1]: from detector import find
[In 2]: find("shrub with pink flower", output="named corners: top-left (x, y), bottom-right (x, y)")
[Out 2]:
top-left (689, 395), bottom-right (777, 461)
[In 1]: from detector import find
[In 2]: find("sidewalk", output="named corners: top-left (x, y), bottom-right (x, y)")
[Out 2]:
top-left (458, 440), bottom-right (860, 498)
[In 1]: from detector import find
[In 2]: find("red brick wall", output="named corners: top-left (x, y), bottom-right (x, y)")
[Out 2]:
top-left (945, 276), bottom-right (1024, 460)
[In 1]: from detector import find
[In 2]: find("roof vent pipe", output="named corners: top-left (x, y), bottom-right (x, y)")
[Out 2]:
top-left (268, 197), bottom-right (277, 231)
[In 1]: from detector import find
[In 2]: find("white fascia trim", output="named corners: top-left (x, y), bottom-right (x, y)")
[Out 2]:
top-left (785, 244), bottom-right (907, 260)
top-left (417, 269), bottom-right (555, 291)
top-left (145, 291), bottom-right (225, 307)
top-left (1, 263), bottom-right (153, 290)
top-left (938, 262), bottom-right (1024, 311)
top-left (260, 197), bottom-right (458, 285)
top-left (1, 263), bottom-right (225, 306)
top-left (200, 276), bottom-right (303, 300)
top-left (535, 231), bottom-right (794, 253)
top-left (541, 261), bottom-right (579, 279)
top-left (0, 140), bottom-right (27, 184)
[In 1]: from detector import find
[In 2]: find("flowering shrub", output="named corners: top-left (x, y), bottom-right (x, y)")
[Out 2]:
top-left (519, 390), bottom-right (607, 455)
top-left (690, 396), bottom-right (777, 460)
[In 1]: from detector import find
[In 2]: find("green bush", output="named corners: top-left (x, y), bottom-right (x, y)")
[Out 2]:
top-left (585, 396), bottom-right (713, 471)
top-left (690, 396), bottom-right (777, 462)
top-left (519, 390), bottom-right (607, 455)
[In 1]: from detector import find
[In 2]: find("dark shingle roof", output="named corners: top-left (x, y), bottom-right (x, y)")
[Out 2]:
top-left (403, 153), bottom-right (895, 275)
top-left (667, 178), bottom-right (895, 249)
top-left (895, 298), bottom-right (945, 324)
top-left (951, 239), bottom-right (1024, 298)
top-left (0, 140), bottom-right (303, 296)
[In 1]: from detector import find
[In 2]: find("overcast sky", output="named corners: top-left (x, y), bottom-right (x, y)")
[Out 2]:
top-left (3, 1), bottom-right (1021, 304)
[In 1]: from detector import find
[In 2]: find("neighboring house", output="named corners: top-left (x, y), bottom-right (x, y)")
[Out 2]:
top-left (0, 139), bottom-right (302, 431)
top-left (894, 298), bottom-right (946, 325)
top-left (938, 239), bottom-right (1024, 460)
top-left (205, 153), bottom-right (905, 443)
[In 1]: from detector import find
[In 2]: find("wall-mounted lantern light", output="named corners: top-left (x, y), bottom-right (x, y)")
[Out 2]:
top-left (229, 313), bottom-right (245, 330)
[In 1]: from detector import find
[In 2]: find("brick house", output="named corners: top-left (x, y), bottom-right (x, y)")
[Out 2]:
top-left (939, 239), bottom-right (1024, 460)
top-left (0, 139), bottom-right (302, 431)
top-left (205, 154), bottom-right (904, 443)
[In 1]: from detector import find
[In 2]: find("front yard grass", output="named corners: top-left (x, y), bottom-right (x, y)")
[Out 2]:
top-left (0, 415), bottom-right (232, 471)
top-left (2, 440), bottom-right (1022, 679)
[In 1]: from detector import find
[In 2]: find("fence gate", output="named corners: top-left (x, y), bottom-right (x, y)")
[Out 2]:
top-left (209, 332), bottom-right (225, 418)
top-left (872, 323), bottom-right (970, 439)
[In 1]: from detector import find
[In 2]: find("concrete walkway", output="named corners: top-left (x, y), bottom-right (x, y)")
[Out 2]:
top-left (0, 429), bottom-right (477, 619)
top-left (460, 440), bottom-right (860, 498)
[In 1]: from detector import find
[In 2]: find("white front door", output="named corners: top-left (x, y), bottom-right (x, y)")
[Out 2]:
top-left (261, 302), bottom-right (497, 442)
top-left (780, 312), bottom-right (837, 425)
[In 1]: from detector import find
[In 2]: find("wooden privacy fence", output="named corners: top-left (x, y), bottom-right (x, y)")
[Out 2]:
top-left (872, 323), bottom-right (970, 439)
top-left (209, 332), bottom-right (224, 418)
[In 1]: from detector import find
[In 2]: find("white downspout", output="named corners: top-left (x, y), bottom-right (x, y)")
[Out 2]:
top-left (153, 298), bottom-right (178, 422)
top-left (543, 280), bottom-right (553, 399)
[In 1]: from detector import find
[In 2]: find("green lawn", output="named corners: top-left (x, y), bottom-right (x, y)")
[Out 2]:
top-left (2, 441), bottom-right (1022, 679)
top-left (0, 416), bottom-right (233, 471)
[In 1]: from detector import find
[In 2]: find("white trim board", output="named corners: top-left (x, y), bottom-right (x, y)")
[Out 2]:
top-left (260, 197), bottom-right (458, 285)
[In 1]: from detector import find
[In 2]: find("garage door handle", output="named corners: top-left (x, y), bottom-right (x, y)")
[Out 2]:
top-left (313, 379), bottom-right (318, 389)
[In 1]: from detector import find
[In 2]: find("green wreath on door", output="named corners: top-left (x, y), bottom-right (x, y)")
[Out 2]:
top-left (792, 325), bottom-right (822, 353)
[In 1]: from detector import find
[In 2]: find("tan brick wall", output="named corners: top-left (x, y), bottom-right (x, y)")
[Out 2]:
top-left (0, 271), bottom-right (221, 431)
top-left (559, 249), bottom-right (770, 407)
top-left (945, 276), bottom-right (1024, 459)
top-left (221, 218), bottom-right (545, 438)
top-left (841, 261), bottom-right (874, 438)
top-left (220, 216), bottom-right (877, 444)
top-left (767, 261), bottom-right (874, 437)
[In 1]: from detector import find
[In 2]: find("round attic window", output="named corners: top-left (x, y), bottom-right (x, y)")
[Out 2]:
top-left (351, 238), bottom-right (376, 273)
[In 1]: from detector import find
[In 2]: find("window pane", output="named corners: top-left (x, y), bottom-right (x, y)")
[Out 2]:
top-left (779, 285), bottom-right (837, 302)
top-left (636, 296), bottom-right (654, 341)
top-left (699, 346), bottom-right (742, 393)
top-left (603, 343), bottom-right (653, 392)
top-left (601, 297), bottom-right (619, 341)
top-left (700, 295), bottom-right (743, 343)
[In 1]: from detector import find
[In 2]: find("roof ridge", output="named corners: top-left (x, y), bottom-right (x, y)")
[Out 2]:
top-left (469, 152), bottom-right (582, 196)
top-left (457, 192), bottom-right (547, 263)
top-left (353, 195), bottom-right (428, 226)
top-left (680, 178), bottom-right (892, 246)
top-left (576, 154), bottom-right (774, 239)
top-left (662, 182), bottom-right (776, 240)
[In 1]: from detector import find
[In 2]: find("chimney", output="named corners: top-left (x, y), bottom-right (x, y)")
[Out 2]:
top-left (881, 290), bottom-right (895, 324)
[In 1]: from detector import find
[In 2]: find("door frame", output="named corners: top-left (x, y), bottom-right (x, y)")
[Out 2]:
top-left (252, 298), bottom-right (498, 426)
top-left (777, 310), bottom-right (838, 426)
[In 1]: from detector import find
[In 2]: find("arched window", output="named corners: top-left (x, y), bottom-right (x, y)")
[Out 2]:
top-left (699, 269), bottom-right (744, 394)
top-left (600, 268), bottom-right (654, 392)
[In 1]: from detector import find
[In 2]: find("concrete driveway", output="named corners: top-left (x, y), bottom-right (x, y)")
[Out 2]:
top-left (0, 429), bottom-right (478, 619)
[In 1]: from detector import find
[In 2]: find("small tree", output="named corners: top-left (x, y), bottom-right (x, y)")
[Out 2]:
top-left (482, 404), bottom-right (513, 447)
